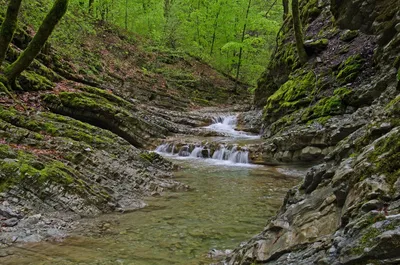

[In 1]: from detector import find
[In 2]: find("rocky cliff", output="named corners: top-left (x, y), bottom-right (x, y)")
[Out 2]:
top-left (228, 0), bottom-right (400, 264)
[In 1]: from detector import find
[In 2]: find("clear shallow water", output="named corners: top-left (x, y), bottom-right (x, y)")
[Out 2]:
top-left (1, 158), bottom-right (301, 265)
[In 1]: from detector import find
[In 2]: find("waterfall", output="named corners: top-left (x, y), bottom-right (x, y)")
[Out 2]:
top-left (155, 143), bottom-right (249, 164)
top-left (211, 115), bottom-right (237, 127)
top-left (178, 145), bottom-right (191, 157)
top-left (155, 143), bottom-right (172, 154)
top-left (190, 146), bottom-right (204, 158)
top-left (212, 145), bottom-right (249, 164)
top-left (212, 146), bottom-right (226, 160)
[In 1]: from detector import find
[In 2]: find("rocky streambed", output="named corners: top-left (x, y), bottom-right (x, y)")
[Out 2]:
top-left (0, 111), bottom-right (306, 264)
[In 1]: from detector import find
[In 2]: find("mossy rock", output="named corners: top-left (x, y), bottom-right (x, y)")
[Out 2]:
top-left (340, 30), bottom-right (359, 42)
top-left (301, 87), bottom-right (353, 122)
top-left (264, 71), bottom-right (315, 119)
top-left (367, 128), bottom-right (400, 192)
top-left (336, 55), bottom-right (364, 84)
top-left (42, 92), bottom-right (168, 147)
top-left (18, 71), bottom-right (54, 91)
top-left (0, 144), bottom-right (111, 208)
top-left (304, 39), bottom-right (329, 54)
top-left (0, 106), bottom-right (119, 147)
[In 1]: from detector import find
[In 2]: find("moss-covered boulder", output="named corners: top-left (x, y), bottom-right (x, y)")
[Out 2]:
top-left (42, 91), bottom-right (168, 148)
top-left (336, 54), bottom-right (364, 84)
top-left (263, 71), bottom-right (315, 122)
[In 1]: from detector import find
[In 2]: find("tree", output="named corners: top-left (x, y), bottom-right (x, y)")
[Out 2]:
top-left (0, 0), bottom-right (23, 67)
top-left (282, 0), bottom-right (289, 19)
top-left (235, 0), bottom-right (252, 91)
top-left (89, 0), bottom-right (94, 13)
top-left (4, 0), bottom-right (69, 85)
top-left (292, 0), bottom-right (307, 64)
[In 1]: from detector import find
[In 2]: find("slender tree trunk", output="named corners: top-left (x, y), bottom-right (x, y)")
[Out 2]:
top-left (125, 0), bottom-right (128, 30)
top-left (235, 0), bottom-right (252, 92)
top-left (89, 0), bottom-right (94, 14)
top-left (282, 0), bottom-right (289, 19)
top-left (0, 0), bottom-right (23, 67)
top-left (5, 0), bottom-right (69, 83)
top-left (292, 0), bottom-right (307, 64)
top-left (209, 6), bottom-right (221, 56)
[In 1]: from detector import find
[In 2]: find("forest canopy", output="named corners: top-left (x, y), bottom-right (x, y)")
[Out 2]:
top-left (91, 0), bottom-right (283, 85)
top-left (1, 0), bottom-right (283, 86)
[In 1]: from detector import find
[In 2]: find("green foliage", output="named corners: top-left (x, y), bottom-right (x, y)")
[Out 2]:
top-left (74, 0), bottom-right (282, 85)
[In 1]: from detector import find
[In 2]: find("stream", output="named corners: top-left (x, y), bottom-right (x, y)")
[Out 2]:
top-left (1, 115), bottom-right (304, 265)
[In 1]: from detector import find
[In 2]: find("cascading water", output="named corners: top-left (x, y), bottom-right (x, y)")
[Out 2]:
top-left (154, 114), bottom-right (258, 164)
top-left (204, 115), bottom-right (260, 139)
top-left (190, 146), bottom-right (204, 158)
top-left (155, 143), bottom-right (249, 164)
top-left (212, 145), bottom-right (249, 164)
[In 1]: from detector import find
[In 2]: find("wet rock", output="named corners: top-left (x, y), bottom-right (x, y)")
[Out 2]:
top-left (361, 199), bottom-right (383, 212)
top-left (300, 146), bottom-right (323, 161)
top-left (0, 205), bottom-right (23, 219)
top-left (2, 218), bottom-right (19, 227)
top-left (208, 248), bottom-right (232, 259)
top-left (340, 30), bottom-right (359, 41)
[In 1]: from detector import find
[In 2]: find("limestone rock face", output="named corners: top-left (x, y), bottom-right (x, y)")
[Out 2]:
top-left (223, 0), bottom-right (400, 263)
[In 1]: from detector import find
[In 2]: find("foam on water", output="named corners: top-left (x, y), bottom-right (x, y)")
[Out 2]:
top-left (204, 115), bottom-right (260, 139)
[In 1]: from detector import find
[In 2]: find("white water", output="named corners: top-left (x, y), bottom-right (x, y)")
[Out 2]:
top-left (154, 115), bottom-right (259, 165)
top-left (190, 146), bottom-right (204, 158)
top-left (204, 115), bottom-right (259, 139)
top-left (155, 143), bottom-right (250, 164)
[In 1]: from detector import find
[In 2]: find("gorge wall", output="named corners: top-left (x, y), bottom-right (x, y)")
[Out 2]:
top-left (227, 0), bottom-right (400, 264)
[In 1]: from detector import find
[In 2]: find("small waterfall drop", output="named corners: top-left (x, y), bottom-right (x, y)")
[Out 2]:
top-left (204, 115), bottom-right (260, 139)
top-left (212, 145), bottom-right (249, 164)
top-left (190, 146), bottom-right (204, 158)
top-left (155, 143), bottom-right (249, 164)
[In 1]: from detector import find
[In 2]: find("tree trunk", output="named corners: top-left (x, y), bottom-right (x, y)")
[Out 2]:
top-left (282, 0), bottom-right (289, 19)
top-left (235, 0), bottom-right (252, 92)
top-left (209, 6), bottom-right (221, 56)
top-left (125, 0), bottom-right (128, 29)
top-left (292, 0), bottom-right (307, 64)
top-left (0, 0), bottom-right (23, 67)
top-left (5, 0), bottom-right (69, 83)
top-left (89, 0), bottom-right (94, 14)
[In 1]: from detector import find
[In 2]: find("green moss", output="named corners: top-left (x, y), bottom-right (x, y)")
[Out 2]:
top-left (340, 30), bottom-right (359, 42)
top-left (305, 39), bottom-right (329, 50)
top-left (140, 151), bottom-right (160, 163)
top-left (192, 97), bottom-right (210, 105)
top-left (367, 131), bottom-right (400, 191)
top-left (352, 227), bottom-right (381, 255)
top-left (265, 71), bottom-right (315, 115)
top-left (302, 96), bottom-right (342, 121)
top-left (301, 0), bottom-right (320, 20)
top-left (301, 87), bottom-right (353, 122)
top-left (18, 71), bottom-right (54, 91)
top-left (334, 87), bottom-right (353, 97)
top-left (79, 85), bottom-right (132, 108)
top-left (336, 55), bottom-right (364, 84)
top-left (0, 145), bottom-right (87, 195)
top-left (0, 106), bottom-right (115, 147)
